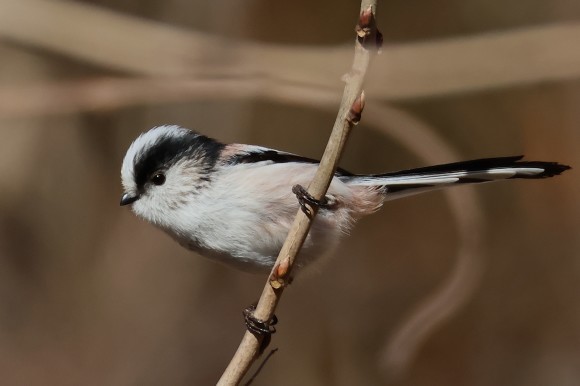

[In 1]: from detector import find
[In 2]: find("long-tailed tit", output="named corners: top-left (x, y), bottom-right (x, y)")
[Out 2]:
top-left (120, 125), bottom-right (570, 273)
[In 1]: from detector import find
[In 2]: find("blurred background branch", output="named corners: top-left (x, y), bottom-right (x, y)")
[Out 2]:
top-left (1, 0), bottom-right (580, 100)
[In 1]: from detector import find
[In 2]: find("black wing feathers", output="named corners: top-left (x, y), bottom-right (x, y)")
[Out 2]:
top-left (226, 148), bottom-right (354, 176)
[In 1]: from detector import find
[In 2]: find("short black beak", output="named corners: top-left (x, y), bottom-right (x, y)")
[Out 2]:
top-left (120, 193), bottom-right (140, 206)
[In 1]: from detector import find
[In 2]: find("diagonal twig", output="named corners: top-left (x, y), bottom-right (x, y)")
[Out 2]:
top-left (216, 2), bottom-right (380, 385)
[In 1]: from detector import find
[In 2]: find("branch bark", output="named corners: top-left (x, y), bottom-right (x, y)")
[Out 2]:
top-left (216, 2), bottom-right (380, 385)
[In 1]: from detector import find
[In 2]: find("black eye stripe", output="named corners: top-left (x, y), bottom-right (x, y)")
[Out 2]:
top-left (133, 131), bottom-right (224, 190)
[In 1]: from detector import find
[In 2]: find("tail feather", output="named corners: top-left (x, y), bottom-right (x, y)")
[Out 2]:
top-left (343, 156), bottom-right (570, 201)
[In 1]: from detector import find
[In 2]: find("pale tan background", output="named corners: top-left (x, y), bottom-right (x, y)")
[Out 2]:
top-left (0, 1), bottom-right (578, 385)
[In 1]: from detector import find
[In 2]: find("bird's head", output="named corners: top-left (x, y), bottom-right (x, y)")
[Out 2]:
top-left (120, 125), bottom-right (224, 226)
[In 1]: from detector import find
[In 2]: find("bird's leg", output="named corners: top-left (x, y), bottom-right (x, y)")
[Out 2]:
top-left (292, 184), bottom-right (337, 216)
top-left (243, 303), bottom-right (278, 354)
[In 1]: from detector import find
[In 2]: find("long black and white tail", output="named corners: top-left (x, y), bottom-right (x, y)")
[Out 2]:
top-left (343, 156), bottom-right (570, 201)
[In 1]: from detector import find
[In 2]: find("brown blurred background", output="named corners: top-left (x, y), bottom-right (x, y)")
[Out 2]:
top-left (0, 1), bottom-right (578, 385)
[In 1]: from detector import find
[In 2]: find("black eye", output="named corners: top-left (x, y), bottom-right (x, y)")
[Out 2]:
top-left (151, 173), bottom-right (166, 186)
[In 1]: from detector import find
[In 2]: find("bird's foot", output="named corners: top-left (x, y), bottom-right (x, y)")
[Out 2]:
top-left (292, 184), bottom-right (336, 216)
top-left (243, 303), bottom-right (278, 354)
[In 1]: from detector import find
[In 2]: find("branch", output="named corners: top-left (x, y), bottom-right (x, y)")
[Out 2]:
top-left (216, 2), bottom-right (380, 385)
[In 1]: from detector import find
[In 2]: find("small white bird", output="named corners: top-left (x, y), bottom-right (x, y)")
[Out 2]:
top-left (120, 125), bottom-right (570, 273)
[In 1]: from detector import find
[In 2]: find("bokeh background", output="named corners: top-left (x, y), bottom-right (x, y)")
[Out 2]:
top-left (0, 1), bottom-right (578, 385)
